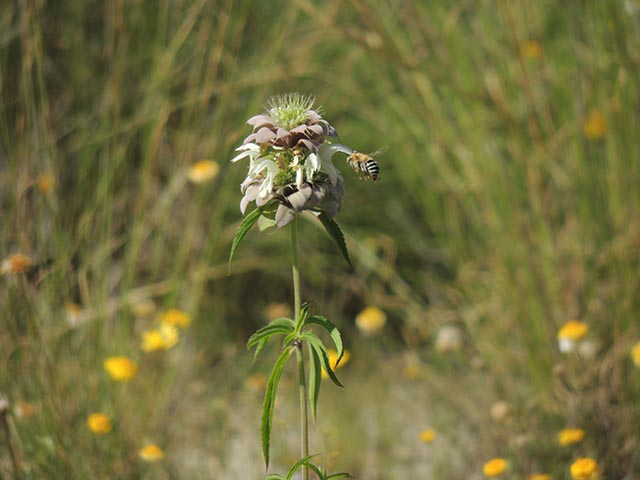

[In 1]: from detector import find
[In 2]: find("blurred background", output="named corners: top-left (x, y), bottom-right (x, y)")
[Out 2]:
top-left (2, 0), bottom-right (640, 478)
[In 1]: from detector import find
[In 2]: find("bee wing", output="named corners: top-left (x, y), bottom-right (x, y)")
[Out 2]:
top-left (368, 145), bottom-right (389, 157)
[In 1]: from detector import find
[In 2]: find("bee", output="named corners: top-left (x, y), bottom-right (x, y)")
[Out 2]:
top-left (346, 146), bottom-right (387, 182)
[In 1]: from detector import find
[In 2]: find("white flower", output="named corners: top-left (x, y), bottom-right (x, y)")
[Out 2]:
top-left (318, 143), bottom-right (352, 185)
top-left (247, 158), bottom-right (279, 199)
top-left (231, 143), bottom-right (261, 163)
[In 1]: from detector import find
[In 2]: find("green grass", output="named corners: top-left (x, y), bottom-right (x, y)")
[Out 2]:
top-left (1, 0), bottom-right (640, 478)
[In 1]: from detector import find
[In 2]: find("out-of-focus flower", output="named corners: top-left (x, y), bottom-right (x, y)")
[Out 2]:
top-left (557, 320), bottom-right (589, 352)
top-left (232, 93), bottom-right (356, 229)
top-left (141, 324), bottom-right (179, 352)
top-left (435, 325), bottom-right (463, 352)
top-left (245, 373), bottom-right (268, 392)
top-left (583, 110), bottom-right (607, 140)
top-left (263, 302), bottom-right (291, 321)
top-left (86, 413), bottom-right (112, 434)
top-left (528, 475), bottom-right (552, 480)
top-left (419, 429), bottom-right (437, 443)
top-left (321, 349), bottom-right (351, 379)
top-left (578, 340), bottom-right (599, 359)
top-left (490, 401), bottom-right (512, 423)
top-left (520, 40), bottom-right (543, 60)
top-left (355, 306), bottom-right (386, 334)
top-left (1, 253), bottom-right (34, 275)
top-left (160, 308), bottom-right (191, 329)
top-left (483, 458), bottom-right (508, 477)
top-left (65, 302), bottom-right (83, 327)
top-left (103, 356), bottom-right (138, 382)
top-left (139, 444), bottom-right (165, 462)
top-left (188, 160), bottom-right (219, 184)
top-left (15, 400), bottom-right (38, 419)
top-left (558, 428), bottom-right (585, 446)
top-left (630, 341), bottom-right (640, 366)
top-left (402, 357), bottom-right (422, 380)
top-left (37, 173), bottom-right (55, 193)
top-left (570, 457), bottom-right (599, 480)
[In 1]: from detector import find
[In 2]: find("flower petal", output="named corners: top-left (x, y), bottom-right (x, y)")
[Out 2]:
top-left (246, 114), bottom-right (274, 128)
top-left (255, 127), bottom-right (277, 144)
top-left (275, 205), bottom-right (296, 228)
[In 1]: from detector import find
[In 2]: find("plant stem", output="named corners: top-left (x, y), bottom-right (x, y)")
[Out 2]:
top-left (291, 218), bottom-right (309, 480)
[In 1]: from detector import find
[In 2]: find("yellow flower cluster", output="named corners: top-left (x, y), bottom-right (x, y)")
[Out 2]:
top-left (355, 306), bottom-right (386, 335)
top-left (557, 320), bottom-right (589, 353)
top-left (140, 308), bottom-right (191, 352)
top-left (483, 458), bottom-right (507, 477)
top-left (583, 110), bottom-right (607, 140)
top-left (570, 457), bottom-right (599, 480)
top-left (558, 428), bottom-right (586, 446)
top-left (419, 429), bottom-right (437, 443)
top-left (188, 160), bottom-right (219, 184)
top-left (103, 356), bottom-right (138, 382)
top-left (86, 413), bottom-right (112, 435)
top-left (139, 443), bottom-right (165, 462)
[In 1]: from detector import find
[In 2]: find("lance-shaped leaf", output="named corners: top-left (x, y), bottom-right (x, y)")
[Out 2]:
top-left (307, 341), bottom-right (322, 423)
top-left (285, 454), bottom-right (320, 480)
top-left (265, 475), bottom-right (285, 480)
top-left (307, 315), bottom-right (344, 364)
top-left (262, 348), bottom-right (292, 467)
top-left (247, 318), bottom-right (295, 360)
top-left (317, 212), bottom-right (352, 269)
top-left (229, 207), bottom-right (262, 269)
top-left (302, 332), bottom-right (343, 388)
top-left (326, 473), bottom-right (353, 479)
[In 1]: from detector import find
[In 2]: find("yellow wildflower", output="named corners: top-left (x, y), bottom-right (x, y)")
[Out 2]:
top-left (521, 40), bottom-right (543, 60)
top-left (103, 356), bottom-right (138, 382)
top-left (141, 324), bottom-right (179, 352)
top-left (419, 429), bottom-right (437, 443)
top-left (1, 253), bottom-right (34, 275)
top-left (557, 320), bottom-right (589, 352)
top-left (37, 173), bottom-right (55, 193)
top-left (86, 413), bottom-right (112, 435)
top-left (321, 349), bottom-right (351, 379)
top-left (630, 341), bottom-right (640, 367)
top-left (139, 444), bottom-right (165, 462)
top-left (188, 160), bottom-right (219, 184)
top-left (483, 458), bottom-right (508, 477)
top-left (558, 428), bottom-right (586, 446)
top-left (355, 306), bottom-right (386, 334)
top-left (160, 308), bottom-right (191, 329)
top-left (583, 110), bottom-right (607, 140)
top-left (570, 457), bottom-right (599, 480)
top-left (528, 475), bottom-right (552, 480)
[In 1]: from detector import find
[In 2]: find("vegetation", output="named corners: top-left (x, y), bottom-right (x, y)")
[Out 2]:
top-left (1, 1), bottom-right (639, 478)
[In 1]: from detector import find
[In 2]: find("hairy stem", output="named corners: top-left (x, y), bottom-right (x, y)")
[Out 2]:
top-left (291, 218), bottom-right (308, 480)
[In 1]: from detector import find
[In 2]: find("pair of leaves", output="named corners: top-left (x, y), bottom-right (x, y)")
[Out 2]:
top-left (266, 454), bottom-right (352, 480)
top-left (228, 208), bottom-right (351, 270)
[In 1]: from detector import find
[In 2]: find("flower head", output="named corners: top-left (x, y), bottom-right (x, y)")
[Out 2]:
top-left (570, 457), bottom-right (599, 480)
top-left (558, 428), bottom-right (586, 446)
top-left (583, 110), bottom-right (607, 140)
top-left (355, 306), bottom-right (387, 334)
top-left (520, 40), bottom-right (543, 60)
top-left (557, 320), bottom-right (589, 352)
top-left (528, 475), bottom-right (551, 480)
top-left (139, 444), bottom-right (165, 462)
top-left (1, 253), bottom-right (34, 275)
top-left (232, 94), bottom-right (354, 229)
top-left (630, 341), bottom-right (640, 366)
top-left (141, 324), bottom-right (179, 352)
top-left (435, 325), bottom-right (463, 352)
top-left (483, 458), bottom-right (508, 477)
top-left (419, 429), bottom-right (437, 443)
top-left (103, 356), bottom-right (138, 382)
top-left (188, 160), bottom-right (219, 184)
top-left (86, 413), bottom-right (112, 434)
top-left (160, 308), bottom-right (191, 329)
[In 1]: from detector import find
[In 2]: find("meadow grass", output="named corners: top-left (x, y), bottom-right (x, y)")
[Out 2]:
top-left (1, 0), bottom-right (639, 478)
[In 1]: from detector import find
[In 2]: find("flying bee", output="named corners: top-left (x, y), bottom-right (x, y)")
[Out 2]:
top-left (346, 146), bottom-right (387, 182)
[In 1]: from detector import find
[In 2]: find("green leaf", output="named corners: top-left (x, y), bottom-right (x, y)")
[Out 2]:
top-left (285, 454), bottom-right (320, 480)
top-left (307, 342), bottom-right (322, 423)
top-left (307, 315), bottom-right (344, 364)
top-left (299, 302), bottom-right (311, 324)
top-left (326, 473), bottom-right (353, 479)
top-left (302, 333), bottom-right (343, 388)
top-left (228, 207), bottom-right (262, 270)
top-left (305, 463), bottom-right (326, 478)
top-left (317, 212), bottom-right (352, 269)
top-left (262, 348), bottom-right (292, 467)
top-left (265, 475), bottom-right (285, 480)
top-left (247, 319), bottom-right (295, 353)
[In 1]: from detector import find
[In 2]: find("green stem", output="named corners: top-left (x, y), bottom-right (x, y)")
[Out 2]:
top-left (291, 218), bottom-right (308, 480)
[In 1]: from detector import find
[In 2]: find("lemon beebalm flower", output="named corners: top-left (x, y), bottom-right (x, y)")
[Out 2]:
top-left (483, 458), bottom-right (508, 477)
top-left (141, 324), bottom-right (179, 352)
top-left (321, 349), bottom-right (351, 379)
top-left (103, 356), bottom-right (138, 382)
top-left (355, 306), bottom-right (386, 334)
top-left (557, 320), bottom-right (589, 352)
top-left (139, 444), bottom-right (165, 462)
top-left (188, 160), bottom-right (219, 184)
top-left (630, 341), bottom-right (640, 366)
top-left (558, 428), bottom-right (586, 446)
top-left (570, 457), bottom-right (600, 480)
top-left (86, 413), bottom-right (112, 434)
top-left (160, 308), bottom-right (191, 329)
top-left (583, 110), bottom-right (607, 140)
top-left (419, 429), bottom-right (437, 443)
